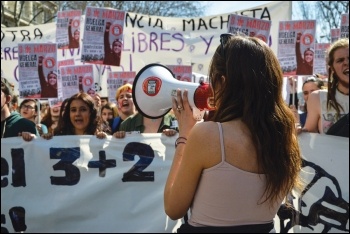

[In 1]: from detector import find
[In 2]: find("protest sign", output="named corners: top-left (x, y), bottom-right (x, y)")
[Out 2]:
top-left (107, 71), bottom-right (135, 103)
top-left (18, 43), bottom-right (58, 99)
top-left (277, 20), bottom-right (316, 76)
top-left (1, 2), bottom-right (292, 98)
top-left (340, 13), bottom-right (349, 38)
top-left (56, 10), bottom-right (82, 49)
top-left (227, 13), bottom-right (271, 44)
top-left (60, 64), bottom-right (94, 98)
top-left (331, 28), bottom-right (341, 43)
top-left (166, 65), bottom-right (192, 82)
top-left (82, 7), bottom-right (126, 67)
top-left (313, 43), bottom-right (330, 76)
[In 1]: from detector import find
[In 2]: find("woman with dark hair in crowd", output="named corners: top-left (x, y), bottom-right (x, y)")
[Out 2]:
top-left (40, 103), bottom-right (60, 135)
top-left (42, 92), bottom-right (106, 139)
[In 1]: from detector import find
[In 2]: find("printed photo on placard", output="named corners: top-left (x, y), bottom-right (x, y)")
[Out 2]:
top-left (166, 65), bottom-right (192, 82)
top-left (107, 71), bottom-right (135, 103)
top-left (277, 20), bottom-right (316, 76)
top-left (56, 10), bottom-right (82, 49)
top-left (227, 14), bottom-right (271, 44)
top-left (81, 7), bottom-right (126, 66)
top-left (313, 43), bottom-right (330, 77)
top-left (331, 28), bottom-right (340, 43)
top-left (18, 43), bottom-right (58, 99)
top-left (340, 13), bottom-right (349, 39)
top-left (59, 64), bottom-right (94, 99)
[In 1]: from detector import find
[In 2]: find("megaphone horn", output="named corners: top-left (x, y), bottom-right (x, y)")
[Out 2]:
top-left (133, 63), bottom-right (215, 120)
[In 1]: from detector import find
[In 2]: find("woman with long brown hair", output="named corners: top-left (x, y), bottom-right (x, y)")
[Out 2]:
top-left (42, 92), bottom-right (106, 139)
top-left (164, 34), bottom-right (302, 232)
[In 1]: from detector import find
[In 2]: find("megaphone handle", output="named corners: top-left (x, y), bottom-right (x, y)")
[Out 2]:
top-left (192, 107), bottom-right (205, 121)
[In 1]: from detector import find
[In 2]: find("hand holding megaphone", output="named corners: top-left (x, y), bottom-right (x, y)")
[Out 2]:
top-left (132, 63), bottom-right (215, 120)
top-left (172, 89), bottom-right (198, 136)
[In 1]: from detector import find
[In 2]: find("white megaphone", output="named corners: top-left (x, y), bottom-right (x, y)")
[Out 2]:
top-left (133, 63), bottom-right (215, 120)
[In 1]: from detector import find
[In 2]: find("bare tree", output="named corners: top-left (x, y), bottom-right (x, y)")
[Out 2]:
top-left (1, 1), bottom-right (204, 27)
top-left (295, 1), bottom-right (349, 42)
top-left (56, 1), bottom-right (205, 17)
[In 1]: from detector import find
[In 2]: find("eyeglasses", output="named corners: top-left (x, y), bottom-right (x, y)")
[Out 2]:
top-left (220, 33), bottom-right (233, 58)
top-left (21, 104), bottom-right (35, 110)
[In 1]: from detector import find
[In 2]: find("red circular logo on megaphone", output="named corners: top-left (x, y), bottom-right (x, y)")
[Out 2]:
top-left (142, 76), bottom-right (162, 96)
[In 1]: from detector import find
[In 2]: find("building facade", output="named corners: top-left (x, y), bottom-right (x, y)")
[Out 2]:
top-left (1, 1), bottom-right (58, 27)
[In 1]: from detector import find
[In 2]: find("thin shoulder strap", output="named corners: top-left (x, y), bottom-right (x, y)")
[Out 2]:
top-left (217, 122), bottom-right (226, 162)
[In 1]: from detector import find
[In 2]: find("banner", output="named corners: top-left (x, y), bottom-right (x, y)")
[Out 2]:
top-left (1, 1), bottom-right (292, 98)
top-left (1, 133), bottom-right (349, 232)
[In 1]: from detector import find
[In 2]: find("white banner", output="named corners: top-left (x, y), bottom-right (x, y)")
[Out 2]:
top-left (1, 1), bottom-right (291, 98)
top-left (1, 133), bottom-right (349, 232)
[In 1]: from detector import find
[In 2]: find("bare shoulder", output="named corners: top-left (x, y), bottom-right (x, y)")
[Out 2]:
top-left (190, 121), bottom-right (219, 138)
top-left (309, 89), bottom-right (328, 102)
top-left (187, 121), bottom-right (221, 167)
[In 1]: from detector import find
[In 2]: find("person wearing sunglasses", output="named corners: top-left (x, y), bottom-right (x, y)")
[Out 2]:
top-left (303, 38), bottom-right (349, 135)
top-left (164, 34), bottom-right (302, 233)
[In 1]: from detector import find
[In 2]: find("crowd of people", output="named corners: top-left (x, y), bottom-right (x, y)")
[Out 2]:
top-left (1, 80), bottom-right (179, 141)
top-left (1, 35), bottom-right (348, 232)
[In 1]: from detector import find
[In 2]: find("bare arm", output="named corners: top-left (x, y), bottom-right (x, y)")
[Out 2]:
top-left (38, 56), bottom-right (47, 88)
top-left (104, 22), bottom-right (111, 55)
top-left (295, 32), bottom-right (303, 66)
top-left (303, 90), bottom-right (321, 133)
top-left (164, 123), bottom-right (206, 220)
top-left (68, 19), bottom-right (73, 44)
top-left (164, 89), bottom-right (204, 220)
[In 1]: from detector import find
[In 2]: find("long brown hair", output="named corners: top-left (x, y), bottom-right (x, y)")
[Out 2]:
top-left (55, 92), bottom-right (101, 135)
top-left (326, 38), bottom-right (349, 119)
top-left (209, 35), bottom-right (302, 205)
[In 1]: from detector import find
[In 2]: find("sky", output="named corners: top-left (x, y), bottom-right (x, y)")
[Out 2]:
top-left (202, 1), bottom-right (275, 16)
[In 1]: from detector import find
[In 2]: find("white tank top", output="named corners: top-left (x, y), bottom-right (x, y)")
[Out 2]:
top-left (188, 122), bottom-right (281, 227)
top-left (319, 89), bottom-right (349, 134)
